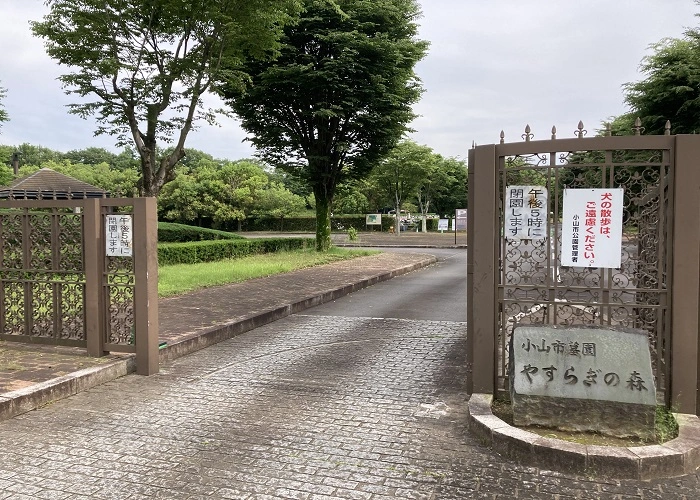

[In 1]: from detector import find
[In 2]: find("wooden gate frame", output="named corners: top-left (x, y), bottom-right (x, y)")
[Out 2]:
top-left (467, 133), bottom-right (700, 415)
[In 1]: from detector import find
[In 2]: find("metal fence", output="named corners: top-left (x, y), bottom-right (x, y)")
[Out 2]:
top-left (467, 124), bottom-right (700, 415)
top-left (0, 198), bottom-right (158, 374)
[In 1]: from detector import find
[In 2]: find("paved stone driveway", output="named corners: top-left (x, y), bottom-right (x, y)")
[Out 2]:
top-left (0, 314), bottom-right (698, 499)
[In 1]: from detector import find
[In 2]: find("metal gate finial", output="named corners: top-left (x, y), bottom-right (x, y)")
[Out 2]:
top-left (551, 126), bottom-right (557, 140)
top-left (522, 124), bottom-right (533, 142)
top-left (633, 117), bottom-right (645, 136)
top-left (499, 131), bottom-right (504, 144)
top-left (605, 123), bottom-right (612, 137)
top-left (575, 121), bottom-right (587, 138)
top-left (665, 120), bottom-right (671, 135)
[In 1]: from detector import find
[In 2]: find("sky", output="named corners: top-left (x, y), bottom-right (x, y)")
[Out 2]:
top-left (0, 0), bottom-right (697, 162)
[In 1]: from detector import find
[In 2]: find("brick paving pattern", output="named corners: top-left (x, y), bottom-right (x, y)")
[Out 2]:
top-left (1, 313), bottom-right (699, 498)
top-left (0, 250), bottom-right (433, 393)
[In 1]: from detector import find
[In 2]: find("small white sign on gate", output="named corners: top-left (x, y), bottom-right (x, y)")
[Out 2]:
top-left (106, 214), bottom-right (133, 257)
top-left (561, 188), bottom-right (623, 268)
top-left (504, 186), bottom-right (548, 240)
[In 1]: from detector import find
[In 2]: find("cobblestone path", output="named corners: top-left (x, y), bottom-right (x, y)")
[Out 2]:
top-left (0, 314), bottom-right (699, 499)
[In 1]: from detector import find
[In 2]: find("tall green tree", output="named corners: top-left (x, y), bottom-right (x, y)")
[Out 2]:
top-left (201, 160), bottom-right (270, 230)
top-left (220, 0), bottom-right (428, 250)
top-left (370, 140), bottom-right (432, 235)
top-left (430, 156), bottom-right (467, 217)
top-left (62, 147), bottom-right (118, 167)
top-left (32, 0), bottom-right (301, 197)
top-left (13, 143), bottom-right (63, 167)
top-left (158, 158), bottom-right (305, 230)
top-left (333, 179), bottom-right (371, 214)
top-left (623, 36), bottom-right (700, 135)
top-left (252, 181), bottom-right (307, 230)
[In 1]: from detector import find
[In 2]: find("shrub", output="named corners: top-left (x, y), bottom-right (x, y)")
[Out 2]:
top-left (158, 237), bottom-right (314, 265)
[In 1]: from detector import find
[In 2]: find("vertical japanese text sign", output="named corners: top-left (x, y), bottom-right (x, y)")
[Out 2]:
top-left (455, 209), bottom-right (468, 230)
top-left (561, 188), bottom-right (623, 268)
top-left (505, 186), bottom-right (548, 240)
top-left (106, 214), bottom-right (133, 257)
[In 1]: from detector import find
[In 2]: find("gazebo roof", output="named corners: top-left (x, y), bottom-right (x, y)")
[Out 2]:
top-left (0, 168), bottom-right (109, 200)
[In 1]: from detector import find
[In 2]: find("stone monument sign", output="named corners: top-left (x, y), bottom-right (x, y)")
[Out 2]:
top-left (509, 325), bottom-right (657, 439)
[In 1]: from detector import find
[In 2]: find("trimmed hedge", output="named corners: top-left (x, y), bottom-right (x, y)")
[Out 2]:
top-left (158, 222), bottom-right (243, 243)
top-left (241, 215), bottom-right (397, 232)
top-left (158, 237), bottom-right (314, 266)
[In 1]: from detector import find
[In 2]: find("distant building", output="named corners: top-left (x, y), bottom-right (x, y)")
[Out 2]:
top-left (0, 168), bottom-right (109, 200)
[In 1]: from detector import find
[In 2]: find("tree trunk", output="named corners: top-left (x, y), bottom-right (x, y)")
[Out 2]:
top-left (137, 150), bottom-right (157, 197)
top-left (395, 202), bottom-right (401, 237)
top-left (314, 191), bottom-right (332, 252)
top-left (137, 144), bottom-right (184, 197)
top-left (421, 215), bottom-right (427, 233)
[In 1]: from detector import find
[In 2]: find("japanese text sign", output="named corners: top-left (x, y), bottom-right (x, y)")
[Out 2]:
top-left (106, 214), bottom-right (133, 257)
top-left (561, 188), bottom-right (623, 268)
top-left (455, 208), bottom-right (467, 230)
top-left (512, 325), bottom-right (656, 406)
top-left (504, 186), bottom-right (547, 240)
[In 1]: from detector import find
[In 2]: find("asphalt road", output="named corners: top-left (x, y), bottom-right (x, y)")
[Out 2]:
top-left (306, 248), bottom-right (467, 322)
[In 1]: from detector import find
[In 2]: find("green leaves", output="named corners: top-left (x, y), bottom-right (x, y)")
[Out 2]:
top-left (219, 0), bottom-right (428, 249)
top-left (32, 0), bottom-right (302, 196)
top-left (623, 35), bottom-right (700, 135)
top-left (368, 140), bottom-right (467, 219)
top-left (157, 158), bottom-right (305, 227)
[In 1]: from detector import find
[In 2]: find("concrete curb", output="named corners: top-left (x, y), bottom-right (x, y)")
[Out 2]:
top-left (467, 393), bottom-right (700, 479)
top-left (0, 356), bottom-right (135, 421)
top-left (0, 256), bottom-right (436, 421)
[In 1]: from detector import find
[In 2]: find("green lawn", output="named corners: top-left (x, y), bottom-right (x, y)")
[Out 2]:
top-left (158, 247), bottom-right (378, 297)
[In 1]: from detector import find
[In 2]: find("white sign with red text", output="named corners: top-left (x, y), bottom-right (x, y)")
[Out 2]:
top-left (561, 188), bottom-right (623, 268)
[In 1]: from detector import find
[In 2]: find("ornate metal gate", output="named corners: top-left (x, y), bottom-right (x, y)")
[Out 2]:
top-left (467, 123), bottom-right (700, 414)
top-left (0, 198), bottom-right (159, 374)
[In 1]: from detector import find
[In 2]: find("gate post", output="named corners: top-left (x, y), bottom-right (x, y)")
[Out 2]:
top-left (467, 148), bottom-right (474, 393)
top-left (84, 199), bottom-right (105, 357)
top-left (468, 144), bottom-right (498, 394)
top-left (671, 135), bottom-right (700, 415)
top-left (132, 197), bottom-right (159, 375)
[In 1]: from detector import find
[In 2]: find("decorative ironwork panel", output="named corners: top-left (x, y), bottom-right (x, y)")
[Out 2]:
top-left (28, 213), bottom-right (53, 270)
top-left (59, 276), bottom-right (86, 340)
top-left (58, 213), bottom-right (83, 271)
top-left (497, 146), bottom-right (672, 401)
top-left (0, 208), bottom-right (87, 344)
top-left (104, 251), bottom-right (135, 346)
top-left (30, 280), bottom-right (54, 337)
top-left (0, 213), bottom-right (23, 269)
top-left (1, 279), bottom-right (24, 335)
